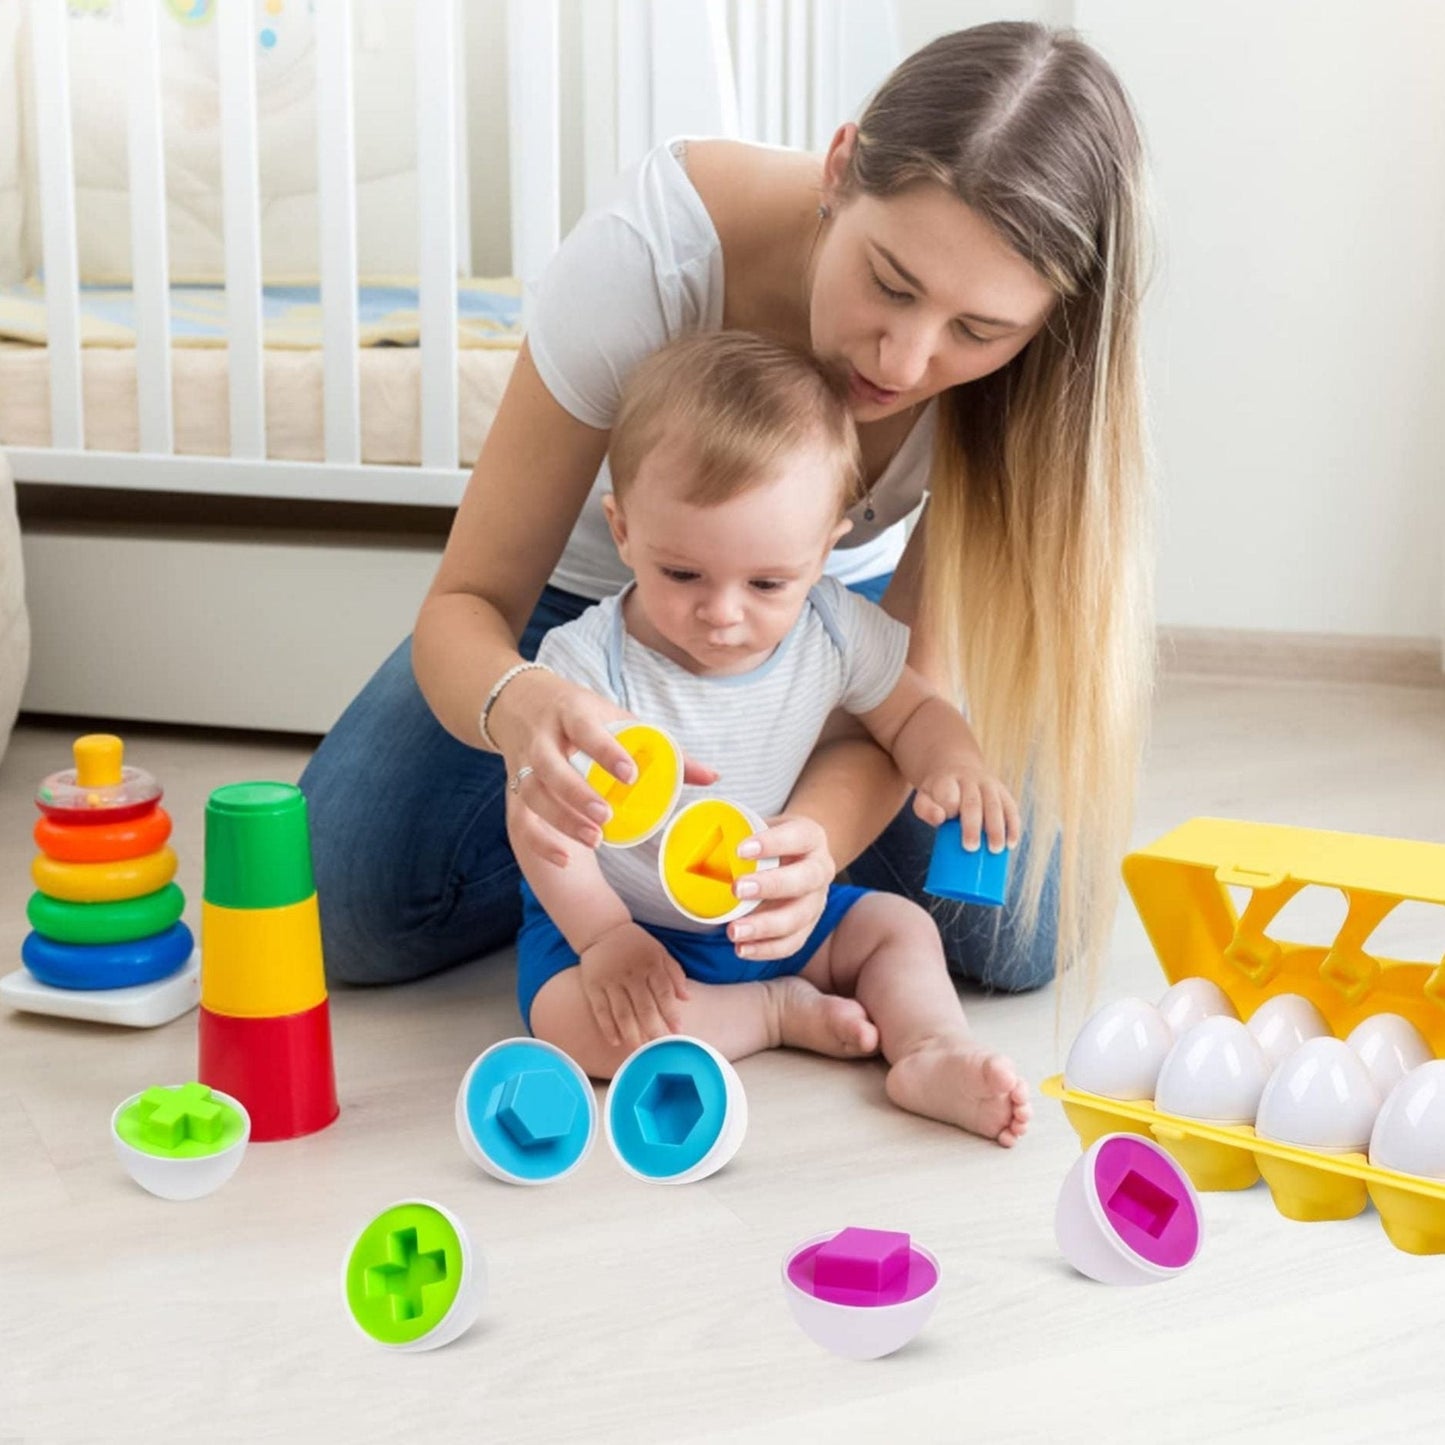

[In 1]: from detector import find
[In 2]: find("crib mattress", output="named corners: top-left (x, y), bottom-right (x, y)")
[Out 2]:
top-left (0, 340), bottom-right (518, 469)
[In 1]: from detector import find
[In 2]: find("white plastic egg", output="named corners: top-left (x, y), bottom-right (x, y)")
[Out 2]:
top-left (1063, 997), bottom-right (1173, 1101)
top-left (1157, 978), bottom-right (1238, 1038)
top-left (1345, 1013), bottom-right (1434, 1099)
top-left (1246, 993), bottom-right (1331, 1069)
top-left (1154, 1016), bottom-right (1271, 1124)
top-left (1255, 1037), bottom-right (1381, 1153)
top-left (1369, 1059), bottom-right (1445, 1178)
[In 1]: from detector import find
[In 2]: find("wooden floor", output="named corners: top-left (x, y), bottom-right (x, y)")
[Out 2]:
top-left (3, 674), bottom-right (1444, 1444)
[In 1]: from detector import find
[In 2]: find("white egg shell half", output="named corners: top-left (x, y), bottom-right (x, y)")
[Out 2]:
top-left (1369, 1059), bottom-right (1445, 1178)
top-left (1157, 978), bottom-right (1238, 1038)
top-left (1154, 1016), bottom-right (1272, 1124)
top-left (1063, 997), bottom-right (1173, 1101)
top-left (1345, 1013), bottom-right (1434, 1099)
top-left (1246, 993), bottom-right (1331, 1069)
top-left (1255, 1037), bottom-right (1382, 1153)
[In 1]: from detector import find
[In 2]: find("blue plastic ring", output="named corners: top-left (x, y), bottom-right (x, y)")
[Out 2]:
top-left (21, 921), bottom-right (195, 991)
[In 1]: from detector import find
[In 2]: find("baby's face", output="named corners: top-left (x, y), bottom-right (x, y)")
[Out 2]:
top-left (605, 435), bottom-right (850, 676)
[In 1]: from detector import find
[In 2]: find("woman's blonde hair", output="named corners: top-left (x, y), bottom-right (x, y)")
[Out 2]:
top-left (848, 23), bottom-right (1153, 989)
top-left (610, 331), bottom-right (861, 515)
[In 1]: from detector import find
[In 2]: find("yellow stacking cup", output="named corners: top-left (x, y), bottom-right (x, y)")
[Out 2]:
top-left (199, 895), bottom-right (328, 1019)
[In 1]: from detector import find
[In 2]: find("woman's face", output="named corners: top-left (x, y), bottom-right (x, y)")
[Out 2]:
top-left (810, 135), bottom-right (1058, 422)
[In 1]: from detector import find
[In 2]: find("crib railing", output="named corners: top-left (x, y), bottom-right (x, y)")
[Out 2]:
top-left (12, 0), bottom-right (897, 509)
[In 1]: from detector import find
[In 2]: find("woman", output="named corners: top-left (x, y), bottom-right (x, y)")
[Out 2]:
top-left (300, 21), bottom-right (1152, 996)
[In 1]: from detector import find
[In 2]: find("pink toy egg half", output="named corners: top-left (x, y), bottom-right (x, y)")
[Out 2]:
top-left (782, 1227), bottom-right (941, 1360)
top-left (1055, 1133), bottom-right (1203, 1285)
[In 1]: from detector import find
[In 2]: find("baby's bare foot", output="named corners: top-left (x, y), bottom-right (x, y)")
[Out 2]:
top-left (885, 1038), bottom-right (1032, 1146)
top-left (768, 976), bottom-right (879, 1059)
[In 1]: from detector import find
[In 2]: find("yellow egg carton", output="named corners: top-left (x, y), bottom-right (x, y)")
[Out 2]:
top-left (1042, 817), bottom-right (1445, 1255)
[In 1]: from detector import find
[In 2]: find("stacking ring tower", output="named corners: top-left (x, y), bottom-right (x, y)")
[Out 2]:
top-left (2, 734), bottom-right (199, 1027)
top-left (196, 782), bottom-right (339, 1142)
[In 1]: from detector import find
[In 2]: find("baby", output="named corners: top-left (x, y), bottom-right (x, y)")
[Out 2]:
top-left (507, 330), bottom-right (1030, 1145)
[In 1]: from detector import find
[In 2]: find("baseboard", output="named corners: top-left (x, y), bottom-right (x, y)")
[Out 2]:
top-left (1160, 627), bottom-right (1444, 688)
top-left (19, 525), bottom-right (444, 733)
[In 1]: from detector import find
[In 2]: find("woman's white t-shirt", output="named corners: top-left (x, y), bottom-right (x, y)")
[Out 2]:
top-left (528, 140), bottom-right (935, 602)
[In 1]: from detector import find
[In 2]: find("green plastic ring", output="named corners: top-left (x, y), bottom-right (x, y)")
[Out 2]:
top-left (27, 882), bottom-right (186, 945)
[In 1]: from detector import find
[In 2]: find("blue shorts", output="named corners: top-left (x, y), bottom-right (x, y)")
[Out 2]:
top-left (515, 881), bottom-right (871, 1031)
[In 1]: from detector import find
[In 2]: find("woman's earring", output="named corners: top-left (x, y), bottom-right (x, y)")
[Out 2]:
top-left (817, 203), bottom-right (830, 220)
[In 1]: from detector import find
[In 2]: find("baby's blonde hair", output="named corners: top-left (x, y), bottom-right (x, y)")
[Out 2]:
top-left (609, 330), bottom-right (861, 515)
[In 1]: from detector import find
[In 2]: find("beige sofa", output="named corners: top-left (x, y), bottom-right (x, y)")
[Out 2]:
top-left (0, 449), bottom-right (28, 760)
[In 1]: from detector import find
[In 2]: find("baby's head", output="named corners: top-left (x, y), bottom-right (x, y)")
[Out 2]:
top-left (604, 331), bottom-right (860, 674)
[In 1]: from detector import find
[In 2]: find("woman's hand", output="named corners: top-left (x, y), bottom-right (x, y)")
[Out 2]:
top-left (726, 814), bottom-right (836, 961)
top-left (493, 669), bottom-right (717, 866)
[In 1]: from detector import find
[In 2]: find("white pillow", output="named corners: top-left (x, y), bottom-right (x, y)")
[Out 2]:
top-left (22, 0), bottom-right (432, 282)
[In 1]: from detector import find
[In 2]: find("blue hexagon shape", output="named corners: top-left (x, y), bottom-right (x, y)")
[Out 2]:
top-left (634, 1071), bottom-right (704, 1147)
top-left (495, 1068), bottom-right (579, 1147)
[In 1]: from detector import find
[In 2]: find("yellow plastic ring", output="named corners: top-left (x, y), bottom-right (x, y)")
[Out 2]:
top-left (31, 845), bottom-right (178, 903)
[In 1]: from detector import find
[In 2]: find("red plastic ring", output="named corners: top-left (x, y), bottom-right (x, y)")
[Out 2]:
top-left (34, 807), bottom-right (173, 863)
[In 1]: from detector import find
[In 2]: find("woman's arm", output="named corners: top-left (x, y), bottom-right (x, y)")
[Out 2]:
top-left (412, 341), bottom-right (608, 738)
top-left (412, 344), bottom-right (644, 850)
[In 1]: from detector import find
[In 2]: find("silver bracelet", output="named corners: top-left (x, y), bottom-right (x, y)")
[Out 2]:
top-left (478, 661), bottom-right (551, 752)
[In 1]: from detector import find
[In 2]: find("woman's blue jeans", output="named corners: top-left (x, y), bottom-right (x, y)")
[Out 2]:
top-left (298, 582), bottom-right (1059, 994)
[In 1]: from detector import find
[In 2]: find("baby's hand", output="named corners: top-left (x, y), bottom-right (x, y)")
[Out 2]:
top-left (579, 921), bottom-right (690, 1051)
top-left (913, 764), bottom-right (1022, 854)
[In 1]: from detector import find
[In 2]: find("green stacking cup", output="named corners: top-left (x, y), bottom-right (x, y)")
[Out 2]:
top-left (204, 782), bottom-right (315, 910)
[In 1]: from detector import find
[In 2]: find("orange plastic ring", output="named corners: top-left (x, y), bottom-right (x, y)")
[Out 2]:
top-left (34, 807), bottom-right (173, 864)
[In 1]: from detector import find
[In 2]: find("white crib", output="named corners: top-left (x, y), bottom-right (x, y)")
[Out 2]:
top-left (6, 0), bottom-right (899, 731)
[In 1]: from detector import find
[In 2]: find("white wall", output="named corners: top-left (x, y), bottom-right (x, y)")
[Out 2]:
top-left (1076, 0), bottom-right (1445, 640)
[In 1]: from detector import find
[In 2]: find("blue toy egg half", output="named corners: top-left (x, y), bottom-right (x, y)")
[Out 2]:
top-left (607, 1038), bottom-right (728, 1180)
top-left (21, 921), bottom-right (195, 991)
top-left (460, 1039), bottom-right (596, 1184)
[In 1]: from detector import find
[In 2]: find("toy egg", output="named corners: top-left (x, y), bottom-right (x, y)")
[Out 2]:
top-left (1369, 1060), bottom-right (1445, 1178)
top-left (343, 1199), bottom-right (484, 1352)
top-left (1055, 1133), bottom-right (1203, 1285)
top-left (604, 1035), bottom-right (746, 1183)
top-left (1153, 1016), bottom-right (1271, 1124)
top-left (1345, 1013), bottom-right (1434, 1099)
top-left (570, 721), bottom-right (684, 848)
top-left (1246, 993), bottom-right (1331, 1069)
top-left (782, 1227), bottom-right (941, 1359)
top-left (1063, 997), bottom-right (1173, 1101)
top-left (1157, 978), bottom-right (1237, 1038)
top-left (1255, 1037), bottom-right (1381, 1153)
top-left (111, 1082), bottom-right (249, 1201)
top-left (455, 1038), bottom-right (597, 1185)
top-left (659, 797), bottom-right (776, 926)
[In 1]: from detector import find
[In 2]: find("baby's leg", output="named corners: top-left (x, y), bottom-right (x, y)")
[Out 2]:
top-left (802, 894), bottom-right (1032, 1145)
top-left (529, 966), bottom-right (878, 1081)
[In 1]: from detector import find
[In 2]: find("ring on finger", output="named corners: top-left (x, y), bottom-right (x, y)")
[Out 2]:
top-left (508, 764), bottom-right (535, 795)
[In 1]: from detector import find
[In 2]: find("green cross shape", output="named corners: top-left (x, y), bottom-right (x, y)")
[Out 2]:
top-left (365, 1228), bottom-right (450, 1323)
top-left (137, 1082), bottom-right (225, 1151)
